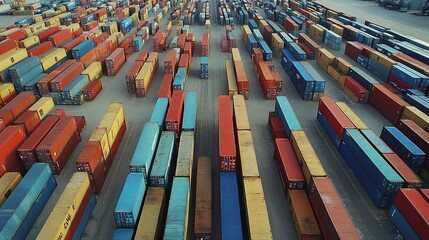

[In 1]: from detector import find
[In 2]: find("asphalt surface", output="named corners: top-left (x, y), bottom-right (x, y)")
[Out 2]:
top-left (0, 1), bottom-right (426, 239)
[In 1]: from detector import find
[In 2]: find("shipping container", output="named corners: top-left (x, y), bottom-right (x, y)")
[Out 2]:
top-left (0, 126), bottom-right (27, 176)
top-left (39, 48), bottom-right (67, 72)
top-left (275, 96), bottom-right (302, 137)
top-left (164, 177), bottom-right (190, 239)
top-left (400, 106), bottom-right (429, 131)
top-left (37, 172), bottom-right (91, 239)
top-left (1, 92), bottom-right (36, 123)
top-left (134, 187), bottom-right (166, 240)
top-left (149, 131), bottom-right (175, 187)
top-left (150, 98), bottom-right (169, 129)
top-left (361, 129), bottom-right (394, 154)
top-left (336, 102), bottom-right (369, 129)
top-left (130, 122), bottom-right (160, 177)
top-left (114, 173), bottom-right (146, 228)
top-left (82, 80), bottom-right (102, 101)
top-left (220, 172), bottom-right (243, 239)
top-left (0, 163), bottom-right (56, 239)
top-left (268, 112), bottom-right (287, 139)
top-left (76, 141), bottom-right (107, 193)
top-left (82, 61), bottom-right (103, 81)
top-left (237, 130), bottom-right (260, 177)
top-left (275, 138), bottom-right (305, 190)
top-left (218, 96), bottom-right (236, 171)
top-left (194, 157), bottom-right (212, 239)
top-left (182, 92), bottom-right (197, 131)
top-left (0, 172), bottom-right (22, 207)
top-left (319, 97), bottom-right (355, 139)
top-left (13, 110), bottom-right (40, 135)
top-left (370, 84), bottom-right (410, 125)
top-left (175, 132), bottom-right (194, 181)
top-left (28, 97), bottom-right (54, 120)
top-left (396, 119), bottom-right (429, 158)
top-left (0, 48), bottom-right (28, 81)
top-left (383, 153), bottom-right (422, 188)
top-left (287, 190), bottom-right (322, 239)
top-left (50, 62), bottom-right (85, 92)
top-left (233, 95), bottom-right (250, 131)
top-left (226, 60), bottom-right (238, 98)
top-left (157, 74), bottom-right (173, 99)
top-left (37, 59), bottom-right (77, 94)
top-left (165, 90), bottom-right (184, 136)
top-left (388, 204), bottom-right (420, 240)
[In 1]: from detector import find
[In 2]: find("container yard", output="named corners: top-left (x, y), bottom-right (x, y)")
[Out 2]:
top-left (0, 0), bottom-right (428, 239)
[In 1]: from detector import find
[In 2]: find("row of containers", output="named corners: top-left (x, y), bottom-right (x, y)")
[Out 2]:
top-left (112, 90), bottom-right (200, 238)
top-left (269, 96), bottom-right (360, 239)
top-left (316, 96), bottom-right (429, 238)
top-left (0, 0), bottom-right (175, 104)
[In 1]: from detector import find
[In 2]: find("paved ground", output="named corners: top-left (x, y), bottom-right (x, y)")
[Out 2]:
top-left (0, 0), bottom-right (426, 239)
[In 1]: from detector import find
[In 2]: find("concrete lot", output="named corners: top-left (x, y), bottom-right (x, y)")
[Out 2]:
top-left (0, 0), bottom-right (426, 239)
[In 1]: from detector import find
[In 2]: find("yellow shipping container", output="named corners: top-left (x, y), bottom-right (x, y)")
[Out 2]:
top-left (225, 60), bottom-right (238, 98)
top-left (98, 14), bottom-right (107, 22)
top-left (89, 128), bottom-right (111, 160)
top-left (317, 48), bottom-right (335, 72)
top-left (121, 7), bottom-right (130, 17)
top-left (290, 130), bottom-right (327, 184)
top-left (36, 172), bottom-right (90, 240)
top-left (401, 106), bottom-right (429, 131)
top-left (58, 5), bottom-right (67, 13)
top-left (155, 12), bottom-right (163, 23)
top-left (97, 102), bottom-right (125, 146)
top-left (32, 15), bottom-right (43, 23)
top-left (40, 48), bottom-right (67, 71)
top-left (131, 12), bottom-right (139, 22)
top-left (63, 23), bottom-right (81, 32)
top-left (205, 20), bottom-right (210, 29)
top-left (335, 57), bottom-right (352, 74)
top-left (23, 27), bottom-right (32, 36)
top-left (44, 17), bottom-right (60, 27)
top-left (28, 97), bottom-right (55, 120)
top-left (27, 21), bottom-right (45, 33)
top-left (369, 51), bottom-right (397, 69)
top-left (243, 178), bottom-right (272, 239)
top-left (237, 131), bottom-right (260, 177)
top-left (0, 172), bottom-right (22, 206)
top-left (135, 63), bottom-right (153, 92)
top-left (0, 83), bottom-right (15, 100)
top-left (331, 24), bottom-right (344, 37)
top-left (336, 102), bottom-right (369, 129)
top-left (233, 95), bottom-right (250, 130)
top-left (231, 48), bottom-right (241, 62)
top-left (135, 187), bottom-right (167, 239)
top-left (19, 35), bottom-right (40, 49)
top-left (82, 61), bottom-right (103, 81)
top-left (0, 49), bottom-right (28, 80)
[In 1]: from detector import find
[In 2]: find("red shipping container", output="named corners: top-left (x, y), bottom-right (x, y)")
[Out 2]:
top-left (284, 17), bottom-right (299, 33)
top-left (383, 153), bottom-right (422, 188)
top-left (74, 116), bottom-right (86, 133)
top-left (0, 89), bottom-right (17, 107)
top-left (0, 109), bottom-right (14, 127)
top-left (37, 59), bottom-right (77, 94)
top-left (221, 36), bottom-right (229, 53)
top-left (35, 116), bottom-right (80, 174)
top-left (79, 48), bottom-right (97, 68)
top-left (369, 84), bottom-right (410, 125)
top-left (6, 29), bottom-right (27, 41)
top-left (177, 34), bottom-right (186, 50)
top-left (344, 76), bottom-right (370, 103)
top-left (2, 92), bottom-right (36, 120)
top-left (84, 21), bottom-right (99, 31)
top-left (419, 189), bottom-right (429, 202)
top-left (0, 126), bottom-right (27, 176)
top-left (105, 48), bottom-right (125, 76)
top-left (252, 48), bottom-right (264, 65)
top-left (27, 41), bottom-right (53, 57)
top-left (48, 29), bottom-right (73, 46)
top-left (275, 138), bottom-right (305, 189)
top-left (76, 141), bottom-right (108, 193)
top-left (390, 53), bottom-right (429, 74)
top-left (60, 36), bottom-right (85, 52)
top-left (64, 184), bottom-right (92, 240)
top-left (136, 50), bottom-right (149, 62)
top-left (184, 42), bottom-right (193, 63)
top-left (297, 42), bottom-right (315, 60)
top-left (234, 61), bottom-right (249, 99)
top-left (268, 112), bottom-right (287, 139)
top-left (82, 80), bottom-right (102, 101)
top-left (344, 41), bottom-right (363, 61)
top-left (271, 70), bottom-right (283, 91)
top-left (389, 73), bottom-right (413, 91)
top-left (201, 33), bottom-right (209, 57)
top-left (94, 32), bottom-right (108, 46)
top-left (158, 74), bottom-right (173, 100)
top-left (125, 61), bottom-right (144, 93)
top-left (17, 116), bottom-right (60, 170)
top-left (318, 97), bottom-right (355, 139)
top-left (309, 177), bottom-right (360, 239)
top-left (396, 119), bottom-right (429, 158)
top-left (380, 83), bottom-right (402, 95)
top-left (218, 95), bottom-right (236, 171)
top-left (38, 26), bottom-right (61, 42)
top-left (13, 110), bottom-right (41, 135)
top-left (165, 90), bottom-right (185, 137)
top-left (50, 108), bottom-right (66, 117)
top-left (50, 61), bottom-right (85, 92)
top-left (0, 39), bottom-right (19, 55)
top-left (164, 50), bottom-right (176, 74)
top-left (106, 121), bottom-right (126, 169)
top-left (263, 25), bottom-right (273, 46)
top-left (73, 28), bottom-right (84, 38)
top-left (394, 188), bottom-right (429, 239)
top-left (178, 53), bottom-right (189, 73)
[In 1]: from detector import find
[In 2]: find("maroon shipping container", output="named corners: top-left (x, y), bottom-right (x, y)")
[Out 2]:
top-left (50, 108), bottom-right (66, 117)
top-left (383, 153), bottom-right (422, 188)
top-left (268, 112), bottom-right (287, 139)
top-left (157, 74), bottom-right (173, 100)
top-left (0, 109), bottom-right (14, 127)
top-left (105, 121), bottom-right (126, 169)
top-left (73, 28), bottom-right (84, 38)
top-left (76, 141), bottom-right (108, 193)
top-left (105, 48), bottom-right (126, 76)
top-left (396, 119), bottom-right (429, 158)
top-left (35, 116), bottom-right (81, 174)
top-left (308, 177), bottom-right (360, 239)
top-left (50, 61), bottom-right (85, 92)
top-left (125, 61), bottom-right (144, 93)
top-left (38, 26), bottom-right (61, 42)
top-left (263, 25), bottom-right (273, 46)
top-left (344, 41), bottom-right (363, 61)
top-left (178, 53), bottom-right (189, 73)
top-left (17, 116), bottom-right (59, 170)
top-left (48, 29), bottom-right (73, 46)
top-left (318, 97), bottom-right (355, 138)
top-left (218, 95), bottom-right (236, 171)
top-left (13, 110), bottom-right (41, 135)
top-left (164, 90), bottom-right (184, 137)
top-left (64, 183), bottom-right (92, 239)
top-left (82, 80), bottom-right (102, 101)
top-left (275, 138), bottom-right (305, 189)
top-left (284, 17), bottom-right (299, 33)
top-left (0, 125), bottom-right (27, 176)
top-left (1, 92), bottom-right (36, 120)
top-left (74, 116), bottom-right (86, 133)
top-left (0, 39), bottom-right (19, 55)
top-left (164, 50), bottom-right (176, 74)
top-left (344, 76), bottom-right (370, 103)
top-left (381, 83), bottom-right (402, 95)
top-left (369, 84), bottom-right (410, 124)
top-left (136, 50), bottom-right (149, 62)
top-left (37, 60), bottom-right (77, 94)
top-left (394, 188), bottom-right (429, 239)
top-left (201, 33), bottom-right (209, 57)
top-left (184, 42), bottom-right (192, 64)
top-left (27, 41), bottom-right (53, 57)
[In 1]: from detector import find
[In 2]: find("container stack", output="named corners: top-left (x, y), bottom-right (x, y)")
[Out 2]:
top-left (153, 30), bottom-right (166, 52)
top-left (201, 32), bottom-right (209, 56)
top-left (105, 48), bottom-right (126, 76)
top-left (231, 48), bottom-right (249, 99)
top-left (165, 90), bottom-right (185, 138)
top-left (164, 50), bottom-right (176, 74)
top-left (8, 57), bottom-right (44, 94)
top-left (135, 52), bottom-right (158, 97)
top-left (200, 57), bottom-right (208, 79)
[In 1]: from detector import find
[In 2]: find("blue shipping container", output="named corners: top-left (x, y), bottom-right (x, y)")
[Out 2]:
top-left (24, 73), bottom-right (46, 97)
top-left (387, 204), bottom-right (420, 240)
top-left (220, 172), bottom-right (243, 240)
top-left (13, 64), bottom-right (44, 90)
top-left (380, 127), bottom-right (426, 172)
top-left (275, 96), bottom-right (302, 138)
top-left (348, 66), bottom-right (379, 91)
top-left (281, 49), bottom-right (297, 76)
top-left (112, 229), bottom-right (134, 240)
top-left (129, 122), bottom-right (160, 176)
top-left (150, 98), bottom-right (169, 129)
top-left (173, 67), bottom-right (187, 90)
top-left (404, 94), bottom-right (429, 116)
top-left (8, 57), bottom-right (41, 79)
top-left (360, 129), bottom-right (394, 154)
top-left (391, 64), bottom-right (422, 88)
top-left (259, 41), bottom-right (273, 61)
top-left (149, 131), bottom-right (175, 187)
top-left (164, 177), bottom-right (190, 239)
top-left (114, 173), bottom-right (147, 228)
top-left (287, 42), bottom-right (306, 61)
top-left (62, 74), bottom-right (89, 99)
top-left (367, 59), bottom-right (390, 82)
top-left (182, 91), bottom-right (198, 131)
top-left (133, 36), bottom-right (143, 52)
top-left (71, 40), bottom-right (95, 59)
top-left (200, 57), bottom-right (208, 79)
top-left (317, 111), bottom-right (341, 149)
